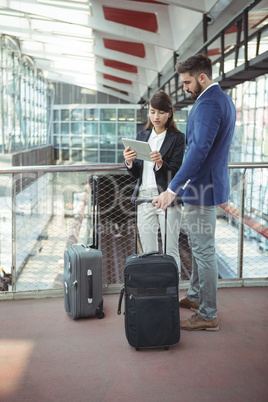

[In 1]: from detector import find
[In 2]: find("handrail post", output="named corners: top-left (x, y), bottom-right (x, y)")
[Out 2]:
top-left (11, 173), bottom-right (17, 291)
top-left (243, 8), bottom-right (249, 70)
top-left (203, 14), bottom-right (209, 54)
top-left (220, 31), bottom-right (225, 79)
top-left (237, 169), bottom-right (246, 278)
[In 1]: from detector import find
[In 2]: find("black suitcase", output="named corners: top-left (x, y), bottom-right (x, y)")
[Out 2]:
top-left (63, 176), bottom-right (104, 320)
top-left (117, 200), bottom-right (180, 350)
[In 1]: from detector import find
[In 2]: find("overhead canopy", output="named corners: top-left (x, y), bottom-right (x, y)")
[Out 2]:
top-left (0, 0), bottom-right (267, 103)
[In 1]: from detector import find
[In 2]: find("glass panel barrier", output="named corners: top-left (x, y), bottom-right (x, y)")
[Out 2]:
top-left (0, 164), bottom-right (266, 295)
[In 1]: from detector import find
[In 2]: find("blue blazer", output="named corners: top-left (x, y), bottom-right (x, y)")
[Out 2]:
top-left (169, 84), bottom-right (236, 206)
top-left (127, 129), bottom-right (186, 205)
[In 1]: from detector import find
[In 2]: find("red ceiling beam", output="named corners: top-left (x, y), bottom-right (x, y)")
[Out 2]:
top-left (126, 0), bottom-right (167, 4)
top-left (103, 59), bottom-right (138, 73)
top-left (103, 39), bottom-right (146, 58)
top-left (103, 74), bottom-right (132, 85)
top-left (103, 6), bottom-right (158, 33)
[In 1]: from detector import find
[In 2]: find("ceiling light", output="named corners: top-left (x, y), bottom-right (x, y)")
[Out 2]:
top-left (36, 0), bottom-right (92, 13)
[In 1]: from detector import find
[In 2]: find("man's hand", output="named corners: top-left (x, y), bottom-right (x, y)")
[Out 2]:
top-left (152, 190), bottom-right (176, 211)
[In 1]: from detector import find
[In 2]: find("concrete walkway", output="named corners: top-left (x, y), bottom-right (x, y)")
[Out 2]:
top-left (1, 287), bottom-right (268, 402)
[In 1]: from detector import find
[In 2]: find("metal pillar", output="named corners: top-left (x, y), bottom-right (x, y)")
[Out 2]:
top-left (237, 169), bottom-right (246, 278)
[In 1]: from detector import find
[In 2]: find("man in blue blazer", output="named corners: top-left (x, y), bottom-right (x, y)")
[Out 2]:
top-left (153, 54), bottom-right (236, 331)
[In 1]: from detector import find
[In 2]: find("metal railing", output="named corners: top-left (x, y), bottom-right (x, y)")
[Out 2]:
top-left (0, 162), bottom-right (267, 299)
top-left (227, 162), bottom-right (268, 278)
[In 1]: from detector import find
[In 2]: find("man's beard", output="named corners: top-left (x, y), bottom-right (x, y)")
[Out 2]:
top-left (189, 81), bottom-right (203, 100)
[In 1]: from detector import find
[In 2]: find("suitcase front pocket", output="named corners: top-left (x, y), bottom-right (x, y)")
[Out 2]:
top-left (126, 295), bottom-right (173, 348)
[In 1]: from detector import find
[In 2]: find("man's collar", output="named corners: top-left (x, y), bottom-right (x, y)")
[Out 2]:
top-left (197, 82), bottom-right (219, 101)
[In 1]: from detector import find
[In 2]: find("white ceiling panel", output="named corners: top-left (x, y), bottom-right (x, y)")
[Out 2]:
top-left (0, 0), bottom-right (265, 103)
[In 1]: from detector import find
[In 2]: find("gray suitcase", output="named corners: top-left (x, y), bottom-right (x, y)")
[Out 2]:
top-left (63, 176), bottom-right (104, 319)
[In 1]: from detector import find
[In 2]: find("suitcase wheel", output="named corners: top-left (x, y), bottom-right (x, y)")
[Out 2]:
top-left (97, 311), bottom-right (105, 319)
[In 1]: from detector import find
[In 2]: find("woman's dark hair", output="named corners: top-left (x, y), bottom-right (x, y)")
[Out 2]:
top-left (176, 53), bottom-right (213, 80)
top-left (144, 91), bottom-right (179, 132)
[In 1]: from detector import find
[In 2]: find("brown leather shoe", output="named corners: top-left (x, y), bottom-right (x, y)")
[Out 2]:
top-left (180, 313), bottom-right (219, 331)
top-left (179, 295), bottom-right (200, 313)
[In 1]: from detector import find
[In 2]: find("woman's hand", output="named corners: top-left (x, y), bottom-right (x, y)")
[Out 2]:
top-left (123, 146), bottom-right (137, 165)
top-left (150, 150), bottom-right (163, 168)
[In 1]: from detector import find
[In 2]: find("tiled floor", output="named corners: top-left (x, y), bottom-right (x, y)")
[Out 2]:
top-left (1, 286), bottom-right (268, 402)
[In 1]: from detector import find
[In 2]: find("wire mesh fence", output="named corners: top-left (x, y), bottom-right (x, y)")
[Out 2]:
top-left (0, 164), bottom-right (267, 294)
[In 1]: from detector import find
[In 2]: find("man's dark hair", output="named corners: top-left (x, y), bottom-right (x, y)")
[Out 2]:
top-left (176, 54), bottom-right (213, 80)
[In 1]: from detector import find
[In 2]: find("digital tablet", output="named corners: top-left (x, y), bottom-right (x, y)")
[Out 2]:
top-left (121, 138), bottom-right (152, 161)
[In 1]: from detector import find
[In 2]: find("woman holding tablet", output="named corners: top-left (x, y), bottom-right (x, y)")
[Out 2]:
top-left (123, 91), bottom-right (186, 275)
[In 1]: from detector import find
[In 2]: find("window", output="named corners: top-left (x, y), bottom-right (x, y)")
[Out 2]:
top-left (53, 123), bottom-right (60, 134)
top-left (84, 122), bottom-right (98, 135)
top-left (71, 123), bottom-right (82, 135)
top-left (54, 136), bottom-right (60, 146)
top-left (61, 109), bottom-right (70, 121)
top-left (85, 109), bottom-right (99, 121)
top-left (71, 149), bottom-right (82, 161)
top-left (100, 151), bottom-right (115, 163)
top-left (118, 109), bottom-right (135, 121)
top-left (84, 136), bottom-right (99, 148)
top-left (71, 109), bottom-right (83, 121)
top-left (84, 150), bottom-right (98, 162)
top-left (100, 108), bottom-right (116, 121)
top-left (51, 105), bottom-right (150, 163)
top-left (61, 136), bottom-right (70, 147)
top-left (61, 123), bottom-right (69, 135)
top-left (53, 110), bottom-right (60, 121)
top-left (137, 108), bottom-right (147, 123)
top-left (71, 136), bottom-right (83, 147)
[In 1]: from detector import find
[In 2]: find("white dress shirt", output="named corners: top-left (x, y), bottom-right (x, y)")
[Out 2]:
top-left (140, 128), bottom-right (166, 190)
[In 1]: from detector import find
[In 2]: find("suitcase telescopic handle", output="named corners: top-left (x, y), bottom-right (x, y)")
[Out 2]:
top-left (92, 176), bottom-right (100, 249)
top-left (87, 269), bottom-right (93, 304)
top-left (139, 251), bottom-right (161, 258)
top-left (134, 199), bottom-right (167, 254)
top-left (117, 286), bottom-right (124, 315)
